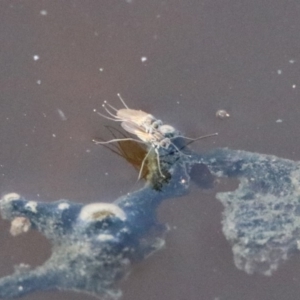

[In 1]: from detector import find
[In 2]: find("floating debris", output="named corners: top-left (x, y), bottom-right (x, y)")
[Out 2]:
top-left (57, 109), bottom-right (67, 121)
top-left (10, 217), bottom-right (31, 236)
top-left (40, 10), bottom-right (48, 16)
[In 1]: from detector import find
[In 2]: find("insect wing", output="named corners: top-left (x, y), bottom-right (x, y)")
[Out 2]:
top-left (121, 121), bottom-right (153, 143)
top-left (121, 121), bottom-right (142, 135)
top-left (117, 109), bottom-right (155, 126)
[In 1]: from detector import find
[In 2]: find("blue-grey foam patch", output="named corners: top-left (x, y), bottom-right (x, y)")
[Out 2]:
top-left (1, 146), bottom-right (300, 298)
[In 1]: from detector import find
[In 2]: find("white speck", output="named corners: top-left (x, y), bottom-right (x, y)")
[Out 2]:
top-left (141, 56), bottom-right (147, 62)
top-left (57, 109), bottom-right (67, 121)
top-left (177, 101), bottom-right (180, 104)
top-left (58, 203), bottom-right (70, 210)
top-left (105, 172), bottom-right (108, 176)
top-left (25, 201), bottom-right (38, 213)
top-left (125, 0), bottom-right (133, 3)
top-left (42, 113), bottom-right (47, 117)
top-left (18, 286), bottom-right (24, 291)
top-left (277, 69), bottom-right (282, 75)
top-left (99, 68), bottom-right (104, 72)
top-left (40, 10), bottom-right (48, 16)
top-left (52, 134), bottom-right (56, 138)
top-left (36, 80), bottom-right (41, 85)
top-left (33, 55), bottom-right (40, 61)
top-left (86, 149), bottom-right (91, 153)
top-left (98, 234), bottom-right (114, 241)
top-left (276, 119), bottom-right (283, 123)
top-left (292, 84), bottom-right (296, 88)
top-left (289, 59), bottom-right (295, 64)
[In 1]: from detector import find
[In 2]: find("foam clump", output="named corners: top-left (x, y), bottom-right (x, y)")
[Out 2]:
top-left (196, 148), bottom-right (300, 275)
top-left (79, 203), bottom-right (127, 222)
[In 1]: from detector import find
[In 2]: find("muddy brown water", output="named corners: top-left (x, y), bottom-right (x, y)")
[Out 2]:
top-left (0, 1), bottom-right (300, 300)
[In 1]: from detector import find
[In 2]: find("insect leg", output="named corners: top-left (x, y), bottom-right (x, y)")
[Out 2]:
top-left (137, 147), bottom-right (152, 181)
top-left (93, 137), bottom-right (146, 145)
top-left (155, 148), bottom-right (166, 178)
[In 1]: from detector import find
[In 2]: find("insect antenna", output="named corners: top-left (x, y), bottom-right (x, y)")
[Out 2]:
top-left (94, 109), bottom-right (123, 122)
top-left (102, 102), bottom-right (120, 119)
top-left (117, 93), bottom-right (130, 109)
top-left (104, 101), bottom-right (119, 112)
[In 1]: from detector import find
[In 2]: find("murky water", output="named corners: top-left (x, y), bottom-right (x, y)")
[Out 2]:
top-left (1, 1), bottom-right (300, 299)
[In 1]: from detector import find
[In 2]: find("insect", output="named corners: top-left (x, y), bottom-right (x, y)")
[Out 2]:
top-left (93, 94), bottom-right (218, 180)
top-left (94, 94), bottom-right (163, 134)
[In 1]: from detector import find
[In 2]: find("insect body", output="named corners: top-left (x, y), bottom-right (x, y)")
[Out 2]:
top-left (120, 120), bottom-right (176, 177)
top-left (95, 94), bottom-right (163, 135)
top-left (94, 117), bottom-right (173, 179)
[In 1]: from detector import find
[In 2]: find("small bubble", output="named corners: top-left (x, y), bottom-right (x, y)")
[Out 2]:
top-left (277, 69), bottom-right (282, 75)
top-left (33, 55), bottom-right (40, 61)
top-left (141, 56), bottom-right (147, 62)
top-left (216, 109), bottom-right (230, 119)
top-left (40, 10), bottom-right (48, 16)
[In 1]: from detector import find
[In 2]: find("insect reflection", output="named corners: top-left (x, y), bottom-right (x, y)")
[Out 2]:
top-left (94, 126), bottom-right (150, 180)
